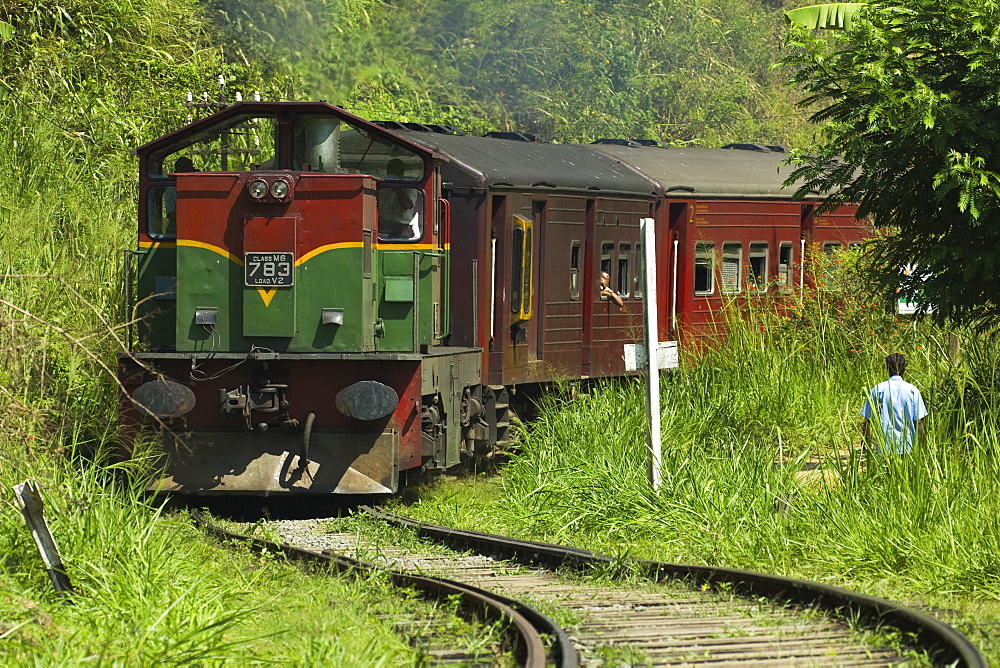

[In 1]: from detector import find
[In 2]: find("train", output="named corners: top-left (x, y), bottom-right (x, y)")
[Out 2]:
top-left (118, 101), bottom-right (866, 495)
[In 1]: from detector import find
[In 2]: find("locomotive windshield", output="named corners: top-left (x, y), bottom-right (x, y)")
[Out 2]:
top-left (148, 114), bottom-right (279, 177)
top-left (293, 115), bottom-right (423, 179)
top-left (147, 112), bottom-right (424, 179)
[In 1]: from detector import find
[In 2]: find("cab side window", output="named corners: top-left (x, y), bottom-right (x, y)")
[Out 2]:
top-left (148, 156), bottom-right (199, 239)
top-left (148, 185), bottom-right (175, 239)
top-left (377, 187), bottom-right (424, 241)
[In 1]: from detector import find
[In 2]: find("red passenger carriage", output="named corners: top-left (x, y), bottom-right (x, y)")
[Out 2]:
top-left (592, 144), bottom-right (865, 341)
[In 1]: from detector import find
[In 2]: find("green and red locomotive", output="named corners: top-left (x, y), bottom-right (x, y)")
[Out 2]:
top-left (119, 101), bottom-right (865, 495)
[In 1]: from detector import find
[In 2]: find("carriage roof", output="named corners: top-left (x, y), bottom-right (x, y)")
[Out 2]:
top-left (591, 145), bottom-right (820, 200)
top-left (394, 131), bottom-right (661, 197)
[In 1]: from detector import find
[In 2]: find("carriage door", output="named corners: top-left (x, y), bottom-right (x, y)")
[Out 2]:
top-left (535, 197), bottom-right (587, 379)
top-left (509, 214), bottom-right (534, 341)
top-left (532, 200), bottom-right (547, 362)
top-left (580, 199), bottom-right (596, 377)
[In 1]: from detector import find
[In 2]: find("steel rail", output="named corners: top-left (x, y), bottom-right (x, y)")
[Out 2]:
top-left (189, 510), bottom-right (559, 667)
top-left (366, 506), bottom-right (987, 668)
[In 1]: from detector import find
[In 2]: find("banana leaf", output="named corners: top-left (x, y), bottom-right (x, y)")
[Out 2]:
top-left (785, 3), bottom-right (866, 30)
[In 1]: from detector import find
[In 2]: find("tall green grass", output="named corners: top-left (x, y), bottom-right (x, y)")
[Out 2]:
top-left (495, 271), bottom-right (1000, 588)
top-left (405, 250), bottom-right (1000, 655)
top-left (2, 450), bottom-right (255, 662)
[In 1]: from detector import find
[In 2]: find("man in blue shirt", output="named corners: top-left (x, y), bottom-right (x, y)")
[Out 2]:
top-left (861, 353), bottom-right (928, 454)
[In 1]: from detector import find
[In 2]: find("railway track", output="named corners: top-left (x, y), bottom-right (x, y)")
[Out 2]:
top-left (194, 508), bottom-right (985, 667)
top-left (191, 509), bottom-right (568, 667)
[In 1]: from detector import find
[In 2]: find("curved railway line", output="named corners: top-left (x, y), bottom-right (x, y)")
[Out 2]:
top-left (193, 507), bottom-right (985, 667)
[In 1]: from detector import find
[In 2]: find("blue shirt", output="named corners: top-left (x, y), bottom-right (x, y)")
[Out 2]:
top-left (860, 376), bottom-right (928, 454)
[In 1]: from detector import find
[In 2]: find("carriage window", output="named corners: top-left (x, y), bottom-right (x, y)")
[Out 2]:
top-left (823, 242), bottom-right (843, 254)
top-left (721, 242), bottom-right (742, 293)
top-left (694, 242), bottom-right (715, 296)
top-left (778, 242), bottom-right (794, 289)
top-left (617, 243), bottom-right (631, 298)
top-left (749, 242), bottom-right (768, 292)
top-left (634, 243), bottom-right (643, 299)
top-left (569, 241), bottom-right (581, 301)
top-left (600, 242), bottom-right (614, 277)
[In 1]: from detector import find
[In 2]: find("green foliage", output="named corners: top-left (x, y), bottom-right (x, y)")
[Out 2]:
top-left (332, 0), bottom-right (815, 145)
top-left (0, 0), bottom-right (221, 453)
top-left (783, 0), bottom-right (1000, 328)
top-left (204, 0), bottom-right (382, 102)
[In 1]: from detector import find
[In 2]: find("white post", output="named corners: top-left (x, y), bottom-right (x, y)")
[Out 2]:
top-left (799, 238), bottom-right (806, 304)
top-left (641, 218), bottom-right (662, 491)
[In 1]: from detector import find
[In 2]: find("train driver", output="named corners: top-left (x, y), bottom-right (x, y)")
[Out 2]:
top-left (378, 158), bottom-right (422, 241)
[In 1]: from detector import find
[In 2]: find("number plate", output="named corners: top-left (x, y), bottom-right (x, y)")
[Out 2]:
top-left (244, 252), bottom-right (294, 287)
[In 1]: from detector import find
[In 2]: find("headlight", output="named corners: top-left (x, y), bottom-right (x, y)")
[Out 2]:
top-left (131, 379), bottom-right (196, 419)
top-left (335, 380), bottom-right (399, 421)
top-left (248, 179), bottom-right (268, 198)
top-left (270, 179), bottom-right (289, 199)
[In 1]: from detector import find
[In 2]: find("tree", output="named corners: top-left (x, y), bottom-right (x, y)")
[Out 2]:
top-left (783, 0), bottom-right (1000, 328)
top-left (341, 0), bottom-right (808, 146)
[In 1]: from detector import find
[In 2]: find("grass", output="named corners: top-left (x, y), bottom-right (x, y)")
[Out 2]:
top-left (394, 252), bottom-right (1000, 663)
top-left (0, 445), bottom-right (439, 664)
top-left (1, 441), bottom-right (527, 664)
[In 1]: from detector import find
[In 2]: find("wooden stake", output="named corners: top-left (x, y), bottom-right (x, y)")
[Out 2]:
top-left (13, 481), bottom-right (73, 597)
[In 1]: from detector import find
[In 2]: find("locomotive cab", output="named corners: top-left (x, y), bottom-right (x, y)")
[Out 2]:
top-left (139, 105), bottom-right (438, 353)
top-left (121, 103), bottom-right (477, 495)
